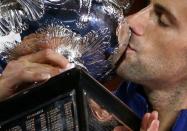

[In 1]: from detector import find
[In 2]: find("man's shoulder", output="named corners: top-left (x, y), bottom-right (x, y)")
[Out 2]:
top-left (172, 110), bottom-right (187, 131)
top-left (114, 81), bottom-right (149, 118)
top-left (114, 81), bottom-right (143, 102)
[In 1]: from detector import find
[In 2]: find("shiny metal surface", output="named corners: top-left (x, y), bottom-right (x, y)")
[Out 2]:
top-left (0, 0), bottom-right (133, 80)
top-left (0, 0), bottom-right (44, 36)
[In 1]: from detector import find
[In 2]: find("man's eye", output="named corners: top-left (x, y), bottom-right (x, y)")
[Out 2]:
top-left (158, 14), bottom-right (170, 27)
top-left (155, 11), bottom-right (169, 27)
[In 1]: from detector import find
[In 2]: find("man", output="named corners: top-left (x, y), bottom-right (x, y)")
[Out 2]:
top-left (114, 0), bottom-right (187, 130)
top-left (1, 0), bottom-right (187, 130)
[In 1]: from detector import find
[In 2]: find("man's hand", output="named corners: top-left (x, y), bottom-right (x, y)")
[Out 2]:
top-left (113, 111), bottom-right (160, 131)
top-left (140, 111), bottom-right (160, 131)
top-left (0, 49), bottom-right (70, 100)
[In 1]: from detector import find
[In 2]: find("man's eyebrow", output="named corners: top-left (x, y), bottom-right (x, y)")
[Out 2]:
top-left (154, 3), bottom-right (178, 25)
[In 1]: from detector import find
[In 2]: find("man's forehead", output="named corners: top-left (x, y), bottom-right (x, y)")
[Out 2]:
top-left (152, 0), bottom-right (187, 25)
top-left (152, 0), bottom-right (187, 10)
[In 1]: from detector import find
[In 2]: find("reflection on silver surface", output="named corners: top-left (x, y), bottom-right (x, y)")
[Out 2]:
top-left (87, 98), bottom-right (132, 131)
top-left (0, 0), bottom-right (44, 36)
top-left (3, 24), bottom-right (112, 79)
top-left (0, 0), bottom-right (134, 36)
top-left (0, 0), bottom-right (133, 80)
top-left (109, 18), bottom-right (131, 68)
top-left (108, 0), bottom-right (134, 12)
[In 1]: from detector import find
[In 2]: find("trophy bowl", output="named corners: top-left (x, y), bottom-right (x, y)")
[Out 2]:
top-left (0, 0), bottom-right (133, 81)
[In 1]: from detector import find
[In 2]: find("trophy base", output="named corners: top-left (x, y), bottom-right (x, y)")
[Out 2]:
top-left (0, 67), bottom-right (140, 131)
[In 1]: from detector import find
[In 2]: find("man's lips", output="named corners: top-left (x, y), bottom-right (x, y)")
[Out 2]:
top-left (114, 43), bottom-right (136, 67)
top-left (126, 44), bottom-right (136, 52)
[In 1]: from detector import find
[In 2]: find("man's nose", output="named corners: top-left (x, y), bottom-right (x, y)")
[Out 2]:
top-left (127, 5), bottom-right (151, 36)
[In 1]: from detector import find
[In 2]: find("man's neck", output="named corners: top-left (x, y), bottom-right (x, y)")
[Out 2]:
top-left (103, 75), bottom-right (123, 91)
top-left (144, 83), bottom-right (187, 131)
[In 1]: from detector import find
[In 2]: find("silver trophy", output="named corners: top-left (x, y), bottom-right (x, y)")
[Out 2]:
top-left (0, 0), bottom-right (133, 81)
top-left (0, 2), bottom-right (140, 130)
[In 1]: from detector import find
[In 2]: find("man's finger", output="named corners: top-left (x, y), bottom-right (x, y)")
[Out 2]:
top-left (147, 120), bottom-right (160, 131)
top-left (148, 111), bottom-right (158, 128)
top-left (20, 71), bottom-right (51, 83)
top-left (19, 49), bottom-right (69, 68)
top-left (141, 113), bottom-right (151, 130)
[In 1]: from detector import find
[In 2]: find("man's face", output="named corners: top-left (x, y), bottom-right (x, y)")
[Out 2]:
top-left (116, 0), bottom-right (187, 87)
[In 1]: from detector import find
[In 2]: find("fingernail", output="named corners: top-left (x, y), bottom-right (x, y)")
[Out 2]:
top-left (66, 63), bottom-right (75, 69)
top-left (60, 63), bottom-right (75, 73)
top-left (40, 73), bottom-right (51, 79)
